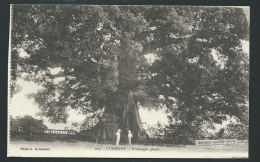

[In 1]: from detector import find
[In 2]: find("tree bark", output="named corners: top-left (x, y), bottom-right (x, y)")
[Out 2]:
top-left (96, 91), bottom-right (146, 143)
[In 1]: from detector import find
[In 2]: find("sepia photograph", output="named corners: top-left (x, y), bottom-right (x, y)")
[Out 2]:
top-left (8, 4), bottom-right (249, 158)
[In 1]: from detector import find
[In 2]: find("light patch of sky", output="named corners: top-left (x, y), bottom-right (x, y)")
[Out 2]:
top-left (54, 77), bottom-right (65, 84)
top-left (18, 48), bottom-right (30, 58)
top-left (10, 79), bottom-right (44, 117)
top-left (139, 108), bottom-right (169, 127)
top-left (241, 40), bottom-right (249, 55)
top-left (47, 67), bottom-right (65, 83)
top-left (48, 67), bottom-right (64, 75)
top-left (144, 53), bottom-right (159, 65)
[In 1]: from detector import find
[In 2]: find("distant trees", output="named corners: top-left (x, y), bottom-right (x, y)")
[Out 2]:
top-left (10, 115), bottom-right (47, 134)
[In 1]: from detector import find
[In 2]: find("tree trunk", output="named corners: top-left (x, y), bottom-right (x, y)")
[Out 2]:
top-left (95, 91), bottom-right (146, 143)
top-left (121, 91), bottom-right (146, 142)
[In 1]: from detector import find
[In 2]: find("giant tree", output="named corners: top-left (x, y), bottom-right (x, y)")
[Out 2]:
top-left (10, 5), bottom-right (249, 143)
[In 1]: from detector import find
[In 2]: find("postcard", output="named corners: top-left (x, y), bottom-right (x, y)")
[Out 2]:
top-left (8, 4), bottom-right (249, 158)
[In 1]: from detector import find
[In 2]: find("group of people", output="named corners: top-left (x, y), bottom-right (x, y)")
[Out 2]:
top-left (115, 129), bottom-right (132, 145)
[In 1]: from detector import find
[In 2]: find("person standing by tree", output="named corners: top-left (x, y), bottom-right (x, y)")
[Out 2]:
top-left (128, 130), bottom-right (133, 145)
top-left (116, 129), bottom-right (121, 145)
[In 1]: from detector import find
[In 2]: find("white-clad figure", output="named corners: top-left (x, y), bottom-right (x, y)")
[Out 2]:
top-left (128, 130), bottom-right (133, 145)
top-left (116, 129), bottom-right (121, 145)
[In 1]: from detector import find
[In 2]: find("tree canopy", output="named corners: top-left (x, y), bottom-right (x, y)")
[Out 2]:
top-left (10, 5), bottom-right (249, 142)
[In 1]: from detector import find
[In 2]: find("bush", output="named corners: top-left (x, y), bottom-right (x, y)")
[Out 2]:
top-left (164, 124), bottom-right (204, 145)
top-left (10, 115), bottom-right (47, 134)
top-left (223, 123), bottom-right (248, 140)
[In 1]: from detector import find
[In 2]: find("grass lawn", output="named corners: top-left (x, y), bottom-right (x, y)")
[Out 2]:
top-left (8, 140), bottom-right (248, 158)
